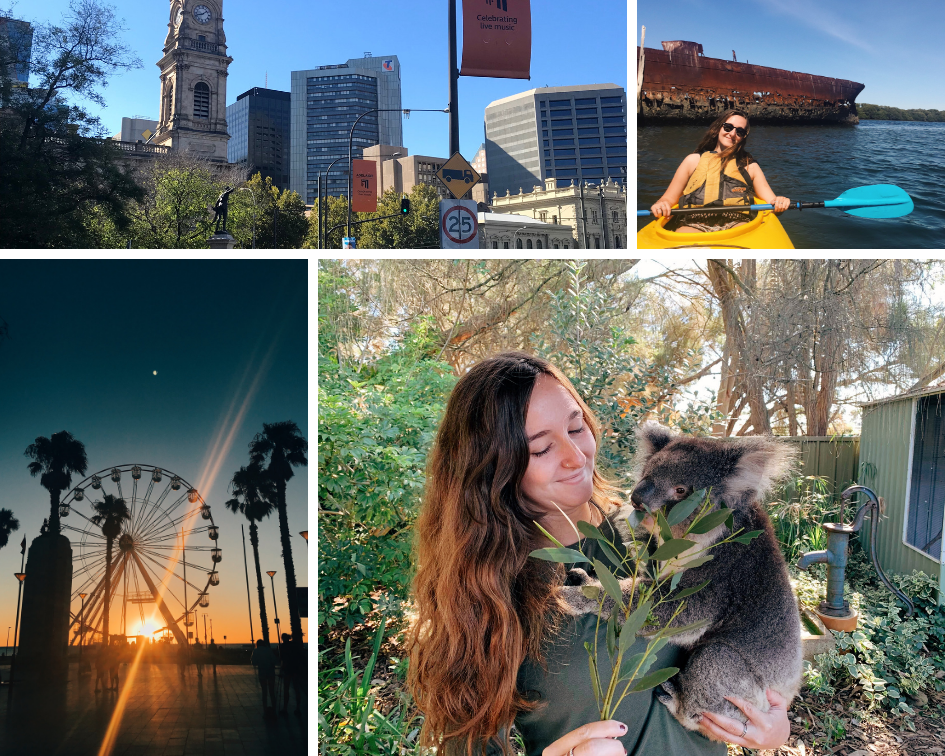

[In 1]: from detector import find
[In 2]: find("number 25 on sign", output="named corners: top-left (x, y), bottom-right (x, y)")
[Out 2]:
top-left (439, 200), bottom-right (479, 249)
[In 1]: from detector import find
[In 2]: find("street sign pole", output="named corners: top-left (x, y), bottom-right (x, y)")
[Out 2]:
top-left (448, 0), bottom-right (459, 156)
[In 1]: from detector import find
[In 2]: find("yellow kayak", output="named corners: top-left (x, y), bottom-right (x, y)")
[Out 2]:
top-left (637, 209), bottom-right (795, 249)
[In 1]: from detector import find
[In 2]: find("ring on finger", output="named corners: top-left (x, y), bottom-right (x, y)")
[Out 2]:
top-left (568, 749), bottom-right (575, 756)
top-left (740, 721), bottom-right (748, 738)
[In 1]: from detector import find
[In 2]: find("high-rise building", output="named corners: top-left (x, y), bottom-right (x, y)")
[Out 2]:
top-left (290, 54), bottom-right (402, 204)
top-left (362, 145), bottom-right (453, 202)
top-left (227, 87), bottom-right (291, 190)
top-left (153, 0), bottom-right (233, 162)
top-left (484, 84), bottom-right (627, 198)
top-left (111, 117), bottom-right (159, 143)
top-left (0, 16), bottom-right (32, 87)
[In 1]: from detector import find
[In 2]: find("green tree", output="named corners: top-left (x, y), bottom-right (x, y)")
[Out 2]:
top-left (249, 421), bottom-right (307, 649)
top-left (225, 461), bottom-right (277, 643)
top-left (229, 173), bottom-right (308, 249)
top-left (24, 430), bottom-right (88, 536)
top-left (0, 509), bottom-right (20, 551)
top-left (304, 194), bottom-right (350, 250)
top-left (356, 183), bottom-right (441, 250)
top-left (89, 493), bottom-right (131, 644)
top-left (0, 0), bottom-right (144, 247)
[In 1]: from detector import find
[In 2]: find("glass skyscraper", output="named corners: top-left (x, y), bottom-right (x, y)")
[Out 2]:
top-left (484, 85), bottom-right (627, 197)
top-left (226, 87), bottom-right (291, 191)
top-left (0, 16), bottom-right (33, 87)
top-left (290, 55), bottom-right (402, 204)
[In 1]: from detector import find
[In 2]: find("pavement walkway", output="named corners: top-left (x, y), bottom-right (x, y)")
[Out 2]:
top-left (0, 662), bottom-right (307, 756)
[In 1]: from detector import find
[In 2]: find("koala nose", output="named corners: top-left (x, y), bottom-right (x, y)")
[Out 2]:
top-left (630, 479), bottom-right (653, 511)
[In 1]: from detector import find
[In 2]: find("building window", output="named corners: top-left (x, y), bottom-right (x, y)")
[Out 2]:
top-left (526, 239), bottom-right (533, 249)
top-left (556, 168), bottom-right (577, 177)
top-left (550, 99), bottom-right (570, 106)
top-left (907, 394), bottom-right (945, 557)
top-left (552, 128), bottom-right (573, 136)
top-left (553, 242), bottom-right (559, 249)
top-left (578, 127), bottom-right (600, 136)
top-left (581, 147), bottom-right (601, 156)
top-left (563, 242), bottom-right (568, 249)
top-left (542, 120), bottom-right (547, 127)
top-left (503, 241), bottom-right (509, 249)
top-left (576, 108), bottom-right (598, 116)
top-left (580, 137), bottom-right (601, 146)
top-left (543, 130), bottom-right (549, 137)
top-left (592, 210), bottom-right (598, 223)
top-left (556, 158), bottom-right (576, 167)
top-left (493, 241), bottom-right (498, 249)
top-left (554, 148), bottom-right (575, 156)
top-left (612, 210), bottom-right (619, 223)
top-left (575, 97), bottom-right (596, 105)
top-left (194, 82), bottom-right (210, 119)
top-left (553, 139), bottom-right (574, 146)
top-left (615, 235), bottom-right (622, 248)
top-left (581, 157), bottom-right (602, 166)
top-left (552, 215), bottom-right (557, 224)
top-left (539, 211), bottom-right (547, 222)
top-left (601, 96), bottom-right (623, 104)
top-left (516, 238), bottom-right (523, 249)
top-left (552, 118), bottom-right (573, 127)
top-left (594, 236), bottom-right (600, 249)
top-left (543, 140), bottom-right (549, 147)
top-left (536, 240), bottom-right (542, 249)
top-left (577, 118), bottom-right (599, 126)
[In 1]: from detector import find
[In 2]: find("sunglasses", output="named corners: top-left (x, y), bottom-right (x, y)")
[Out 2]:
top-left (721, 123), bottom-right (748, 138)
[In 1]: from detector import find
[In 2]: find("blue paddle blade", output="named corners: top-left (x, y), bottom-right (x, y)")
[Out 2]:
top-left (826, 184), bottom-right (914, 219)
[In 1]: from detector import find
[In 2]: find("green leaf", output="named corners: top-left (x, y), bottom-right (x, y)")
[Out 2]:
top-left (667, 488), bottom-right (707, 526)
top-left (622, 509), bottom-right (646, 531)
top-left (620, 600), bottom-right (652, 653)
top-left (529, 547), bottom-right (588, 563)
top-left (619, 651), bottom-right (646, 680)
top-left (670, 571), bottom-right (683, 592)
top-left (577, 521), bottom-right (606, 541)
top-left (607, 611), bottom-right (618, 658)
top-left (673, 579), bottom-right (711, 600)
top-left (580, 584), bottom-right (601, 601)
top-left (731, 530), bottom-right (763, 545)
top-left (656, 510), bottom-right (673, 541)
top-left (659, 618), bottom-right (710, 638)
top-left (589, 653), bottom-right (601, 706)
top-left (632, 666), bottom-right (679, 692)
top-left (649, 538), bottom-right (698, 562)
top-left (533, 521), bottom-right (567, 549)
top-left (689, 508), bottom-right (732, 535)
top-left (598, 540), bottom-right (625, 572)
top-left (593, 559), bottom-right (626, 612)
top-left (668, 554), bottom-right (714, 572)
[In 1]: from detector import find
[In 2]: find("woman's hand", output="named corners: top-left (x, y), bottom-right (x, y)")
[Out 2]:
top-left (650, 199), bottom-right (673, 218)
top-left (771, 196), bottom-right (791, 214)
top-left (698, 689), bottom-right (791, 749)
top-left (542, 720), bottom-right (627, 756)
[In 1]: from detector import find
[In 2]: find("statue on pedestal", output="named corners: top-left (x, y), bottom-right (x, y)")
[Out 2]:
top-left (211, 186), bottom-right (236, 234)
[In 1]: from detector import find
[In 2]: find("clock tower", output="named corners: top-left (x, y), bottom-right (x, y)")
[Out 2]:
top-left (154, 0), bottom-right (232, 161)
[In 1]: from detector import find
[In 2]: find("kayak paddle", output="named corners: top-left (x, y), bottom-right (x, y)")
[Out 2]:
top-left (637, 184), bottom-right (914, 219)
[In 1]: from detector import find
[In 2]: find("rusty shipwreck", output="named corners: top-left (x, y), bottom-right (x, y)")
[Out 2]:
top-left (637, 40), bottom-right (865, 124)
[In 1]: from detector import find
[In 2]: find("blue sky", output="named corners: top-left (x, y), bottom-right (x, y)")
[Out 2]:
top-left (634, 0), bottom-right (945, 110)
top-left (22, 0), bottom-right (628, 162)
top-left (0, 261), bottom-right (308, 646)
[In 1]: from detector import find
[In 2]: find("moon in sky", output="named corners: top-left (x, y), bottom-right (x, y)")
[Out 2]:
top-left (153, 370), bottom-right (158, 375)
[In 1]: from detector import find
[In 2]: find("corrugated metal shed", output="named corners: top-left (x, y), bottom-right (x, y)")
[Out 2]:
top-left (859, 386), bottom-right (945, 602)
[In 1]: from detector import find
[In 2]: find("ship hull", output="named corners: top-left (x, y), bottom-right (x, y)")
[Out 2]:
top-left (638, 45), bottom-right (864, 124)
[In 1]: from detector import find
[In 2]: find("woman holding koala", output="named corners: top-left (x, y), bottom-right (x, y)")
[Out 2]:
top-left (406, 352), bottom-right (791, 756)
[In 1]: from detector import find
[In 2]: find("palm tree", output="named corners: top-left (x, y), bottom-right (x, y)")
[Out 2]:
top-left (0, 509), bottom-right (20, 551)
top-left (90, 494), bottom-right (131, 645)
top-left (249, 421), bottom-right (307, 648)
top-left (225, 461), bottom-right (277, 643)
top-left (24, 430), bottom-right (88, 536)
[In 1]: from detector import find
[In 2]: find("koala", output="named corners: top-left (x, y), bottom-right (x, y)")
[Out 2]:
top-left (562, 422), bottom-right (802, 738)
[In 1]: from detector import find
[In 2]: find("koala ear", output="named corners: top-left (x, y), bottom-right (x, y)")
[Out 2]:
top-left (632, 422), bottom-right (677, 479)
top-left (724, 437), bottom-right (797, 502)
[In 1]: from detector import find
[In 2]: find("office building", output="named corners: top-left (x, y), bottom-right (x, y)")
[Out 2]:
top-left (0, 16), bottom-right (32, 87)
top-left (111, 117), bottom-right (159, 143)
top-left (484, 84), bottom-right (627, 198)
top-left (491, 177), bottom-right (628, 249)
top-left (290, 54), bottom-right (402, 204)
top-left (362, 145), bottom-right (453, 202)
top-left (227, 88), bottom-right (291, 190)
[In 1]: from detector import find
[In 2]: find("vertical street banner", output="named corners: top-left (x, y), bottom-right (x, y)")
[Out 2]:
top-left (460, 0), bottom-right (531, 79)
top-left (351, 159), bottom-right (377, 213)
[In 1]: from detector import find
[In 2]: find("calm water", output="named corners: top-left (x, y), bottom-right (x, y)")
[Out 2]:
top-left (637, 121), bottom-right (945, 249)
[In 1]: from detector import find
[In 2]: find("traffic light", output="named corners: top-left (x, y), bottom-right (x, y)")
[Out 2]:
top-left (400, 197), bottom-right (410, 215)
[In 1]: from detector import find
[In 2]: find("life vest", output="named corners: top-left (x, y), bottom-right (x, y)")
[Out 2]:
top-left (680, 151), bottom-right (755, 216)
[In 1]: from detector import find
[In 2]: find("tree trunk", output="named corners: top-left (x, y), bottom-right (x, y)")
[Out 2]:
top-left (104, 538), bottom-right (112, 644)
top-left (249, 522), bottom-right (270, 644)
top-left (48, 487), bottom-right (61, 536)
top-left (275, 478), bottom-right (303, 649)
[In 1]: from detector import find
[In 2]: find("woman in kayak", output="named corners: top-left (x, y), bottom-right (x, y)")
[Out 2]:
top-left (650, 109), bottom-right (790, 233)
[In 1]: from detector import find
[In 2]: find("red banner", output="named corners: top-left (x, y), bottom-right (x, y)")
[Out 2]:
top-left (351, 159), bottom-right (377, 213)
top-left (460, 0), bottom-right (531, 80)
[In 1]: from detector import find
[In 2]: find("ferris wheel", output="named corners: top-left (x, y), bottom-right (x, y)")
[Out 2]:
top-left (60, 464), bottom-right (221, 646)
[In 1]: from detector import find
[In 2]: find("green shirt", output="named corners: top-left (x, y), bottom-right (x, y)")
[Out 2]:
top-left (488, 536), bottom-right (724, 756)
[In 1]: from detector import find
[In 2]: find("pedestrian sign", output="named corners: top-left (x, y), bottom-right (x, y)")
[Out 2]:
top-left (436, 152), bottom-right (481, 200)
top-left (439, 199), bottom-right (479, 249)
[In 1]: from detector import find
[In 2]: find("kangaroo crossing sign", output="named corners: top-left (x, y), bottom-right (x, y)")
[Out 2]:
top-left (436, 152), bottom-right (481, 200)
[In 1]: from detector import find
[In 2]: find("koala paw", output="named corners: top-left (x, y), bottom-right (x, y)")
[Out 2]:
top-left (655, 679), bottom-right (679, 714)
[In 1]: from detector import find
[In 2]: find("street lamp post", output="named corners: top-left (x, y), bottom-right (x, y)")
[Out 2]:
top-left (10, 571), bottom-right (25, 684)
top-left (299, 530), bottom-right (308, 545)
top-left (79, 592), bottom-right (87, 663)
top-left (448, 0), bottom-right (460, 155)
top-left (320, 155), bottom-right (349, 250)
top-left (346, 108), bottom-right (449, 244)
top-left (266, 570), bottom-right (281, 656)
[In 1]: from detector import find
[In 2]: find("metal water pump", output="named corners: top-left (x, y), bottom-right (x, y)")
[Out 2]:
top-left (797, 485), bottom-right (914, 619)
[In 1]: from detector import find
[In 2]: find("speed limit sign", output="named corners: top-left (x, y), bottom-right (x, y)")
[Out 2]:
top-left (439, 200), bottom-right (480, 249)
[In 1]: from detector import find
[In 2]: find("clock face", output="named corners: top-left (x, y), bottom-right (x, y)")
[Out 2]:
top-left (174, 7), bottom-right (183, 25)
top-left (193, 4), bottom-right (211, 23)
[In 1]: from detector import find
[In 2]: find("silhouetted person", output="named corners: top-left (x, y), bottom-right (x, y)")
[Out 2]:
top-left (108, 638), bottom-right (120, 690)
top-left (177, 643), bottom-right (188, 678)
top-left (40, 518), bottom-right (48, 535)
top-left (94, 643), bottom-right (108, 693)
top-left (280, 633), bottom-right (303, 716)
top-left (250, 639), bottom-right (277, 716)
top-left (193, 639), bottom-right (204, 677)
top-left (208, 638), bottom-right (218, 675)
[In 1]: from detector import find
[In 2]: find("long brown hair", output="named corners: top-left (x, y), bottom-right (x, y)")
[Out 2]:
top-left (694, 108), bottom-right (754, 167)
top-left (406, 352), bottom-right (622, 756)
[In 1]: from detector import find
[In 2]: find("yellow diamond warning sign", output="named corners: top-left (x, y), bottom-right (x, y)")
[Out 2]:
top-left (435, 152), bottom-right (481, 200)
